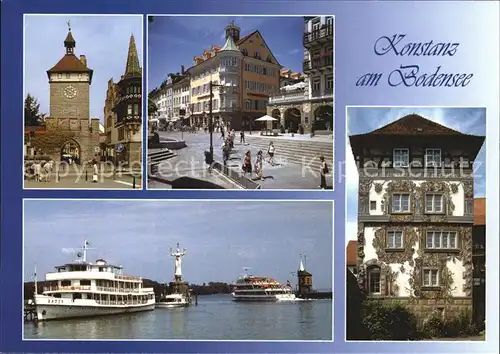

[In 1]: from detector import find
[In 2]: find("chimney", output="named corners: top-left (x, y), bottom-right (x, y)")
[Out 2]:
top-left (181, 65), bottom-right (185, 75)
top-left (80, 55), bottom-right (87, 67)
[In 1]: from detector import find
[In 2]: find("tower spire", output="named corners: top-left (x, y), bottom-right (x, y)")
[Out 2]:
top-left (299, 254), bottom-right (305, 272)
top-left (124, 34), bottom-right (141, 77)
top-left (64, 21), bottom-right (76, 55)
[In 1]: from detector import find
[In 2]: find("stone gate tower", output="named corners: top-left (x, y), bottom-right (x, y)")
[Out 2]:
top-left (42, 22), bottom-right (100, 163)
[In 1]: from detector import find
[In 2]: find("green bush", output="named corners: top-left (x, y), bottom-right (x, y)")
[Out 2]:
top-left (420, 309), bottom-right (480, 338)
top-left (420, 312), bottom-right (444, 338)
top-left (361, 300), bottom-right (421, 340)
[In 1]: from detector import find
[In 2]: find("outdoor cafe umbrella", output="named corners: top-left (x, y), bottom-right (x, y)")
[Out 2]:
top-left (255, 115), bottom-right (278, 121)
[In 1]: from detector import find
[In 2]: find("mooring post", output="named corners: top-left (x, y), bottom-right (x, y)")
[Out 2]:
top-left (85, 170), bottom-right (88, 181)
top-left (133, 176), bottom-right (136, 189)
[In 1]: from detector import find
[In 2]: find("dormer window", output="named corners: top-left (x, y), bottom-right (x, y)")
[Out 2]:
top-left (425, 149), bottom-right (442, 167)
top-left (393, 148), bottom-right (409, 167)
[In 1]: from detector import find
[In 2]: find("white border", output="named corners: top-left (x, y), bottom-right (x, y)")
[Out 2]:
top-left (22, 198), bottom-right (335, 342)
top-left (22, 13), bottom-right (145, 191)
top-left (343, 105), bottom-right (495, 343)
top-left (145, 14), bottom-right (336, 191)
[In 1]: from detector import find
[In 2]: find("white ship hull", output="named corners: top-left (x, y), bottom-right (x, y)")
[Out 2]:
top-left (155, 302), bottom-right (189, 309)
top-left (34, 295), bottom-right (155, 321)
top-left (232, 293), bottom-right (296, 302)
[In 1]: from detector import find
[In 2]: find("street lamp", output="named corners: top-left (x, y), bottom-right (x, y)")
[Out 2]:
top-left (208, 80), bottom-right (223, 159)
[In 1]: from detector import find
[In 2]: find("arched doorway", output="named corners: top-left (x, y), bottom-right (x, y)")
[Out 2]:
top-left (284, 108), bottom-right (301, 133)
top-left (61, 140), bottom-right (81, 165)
top-left (271, 109), bottom-right (281, 130)
top-left (313, 105), bottom-right (333, 131)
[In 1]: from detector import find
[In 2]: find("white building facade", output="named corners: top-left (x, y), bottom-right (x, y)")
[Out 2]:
top-left (266, 16), bottom-right (334, 134)
top-left (350, 114), bottom-right (484, 321)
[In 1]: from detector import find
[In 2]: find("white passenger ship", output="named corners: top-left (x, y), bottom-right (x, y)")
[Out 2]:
top-left (231, 270), bottom-right (296, 302)
top-left (33, 240), bottom-right (155, 321)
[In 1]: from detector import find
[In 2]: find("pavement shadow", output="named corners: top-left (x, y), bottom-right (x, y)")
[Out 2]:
top-left (170, 176), bottom-right (225, 189)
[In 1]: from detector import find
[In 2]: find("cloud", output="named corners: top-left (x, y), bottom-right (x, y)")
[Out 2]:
top-left (288, 48), bottom-right (301, 55)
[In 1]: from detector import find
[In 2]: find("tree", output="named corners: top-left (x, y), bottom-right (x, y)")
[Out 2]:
top-left (24, 93), bottom-right (46, 126)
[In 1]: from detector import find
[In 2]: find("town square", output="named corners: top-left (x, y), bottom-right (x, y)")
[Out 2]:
top-left (23, 15), bottom-right (143, 189)
top-left (147, 16), bottom-right (334, 189)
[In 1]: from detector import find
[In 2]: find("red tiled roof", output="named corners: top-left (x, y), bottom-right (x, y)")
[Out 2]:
top-left (236, 30), bottom-right (257, 45)
top-left (474, 198), bottom-right (485, 225)
top-left (370, 114), bottom-right (465, 136)
top-left (48, 54), bottom-right (91, 73)
top-left (346, 240), bottom-right (357, 266)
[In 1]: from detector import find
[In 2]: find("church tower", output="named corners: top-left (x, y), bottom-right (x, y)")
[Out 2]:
top-left (112, 33), bottom-right (142, 166)
top-left (46, 22), bottom-right (93, 120)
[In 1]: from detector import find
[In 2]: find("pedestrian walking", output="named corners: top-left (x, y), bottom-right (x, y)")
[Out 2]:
top-left (266, 141), bottom-right (276, 166)
top-left (242, 150), bottom-right (252, 177)
top-left (220, 126), bottom-right (225, 140)
top-left (92, 159), bottom-right (99, 183)
top-left (222, 141), bottom-right (230, 166)
top-left (319, 155), bottom-right (329, 189)
top-left (240, 130), bottom-right (246, 145)
top-left (255, 150), bottom-right (264, 181)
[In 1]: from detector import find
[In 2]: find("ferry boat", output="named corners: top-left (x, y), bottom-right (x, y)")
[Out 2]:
top-left (33, 240), bottom-right (155, 321)
top-left (156, 293), bottom-right (190, 308)
top-left (231, 270), bottom-right (296, 302)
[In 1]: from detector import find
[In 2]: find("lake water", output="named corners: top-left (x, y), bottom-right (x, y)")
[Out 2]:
top-left (24, 294), bottom-right (332, 340)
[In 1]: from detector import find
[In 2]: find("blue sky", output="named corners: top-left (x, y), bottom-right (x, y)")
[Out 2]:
top-left (24, 15), bottom-right (143, 123)
top-left (345, 107), bottom-right (487, 245)
top-left (24, 200), bottom-right (333, 290)
top-left (148, 16), bottom-right (304, 91)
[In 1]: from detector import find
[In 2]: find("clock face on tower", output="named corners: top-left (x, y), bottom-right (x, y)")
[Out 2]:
top-left (63, 85), bottom-right (77, 99)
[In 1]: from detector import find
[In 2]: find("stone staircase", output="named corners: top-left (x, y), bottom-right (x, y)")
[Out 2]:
top-left (148, 148), bottom-right (176, 176)
top-left (245, 136), bottom-right (334, 171)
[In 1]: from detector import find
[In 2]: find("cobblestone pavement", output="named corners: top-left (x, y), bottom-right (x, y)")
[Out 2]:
top-left (152, 131), bottom-right (332, 190)
top-left (24, 172), bottom-right (140, 189)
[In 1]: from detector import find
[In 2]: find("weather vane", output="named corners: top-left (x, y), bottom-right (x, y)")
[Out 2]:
top-left (66, 20), bottom-right (71, 32)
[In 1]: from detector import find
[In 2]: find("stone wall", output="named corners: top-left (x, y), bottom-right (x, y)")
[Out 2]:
top-left (371, 296), bottom-right (473, 323)
top-left (50, 82), bottom-right (90, 120)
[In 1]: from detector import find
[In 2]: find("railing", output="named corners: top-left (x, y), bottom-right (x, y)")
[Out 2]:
top-left (303, 56), bottom-right (333, 71)
top-left (219, 66), bottom-right (239, 73)
top-left (44, 285), bottom-right (92, 292)
top-left (115, 275), bottom-right (141, 281)
top-left (221, 86), bottom-right (240, 94)
top-left (311, 89), bottom-right (334, 98)
top-left (303, 24), bottom-right (334, 45)
top-left (95, 299), bottom-right (150, 306)
top-left (268, 91), bottom-right (306, 104)
top-left (43, 285), bottom-right (154, 294)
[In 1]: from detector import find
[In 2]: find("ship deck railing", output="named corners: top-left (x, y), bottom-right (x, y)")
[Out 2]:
top-left (43, 285), bottom-right (154, 293)
top-left (94, 299), bottom-right (150, 306)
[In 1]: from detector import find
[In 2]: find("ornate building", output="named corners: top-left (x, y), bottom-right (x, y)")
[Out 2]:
top-left (104, 34), bottom-right (142, 167)
top-left (29, 24), bottom-right (100, 164)
top-left (267, 16), bottom-right (334, 133)
top-left (187, 22), bottom-right (281, 130)
top-left (350, 114), bottom-right (484, 321)
top-left (472, 198), bottom-right (485, 326)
